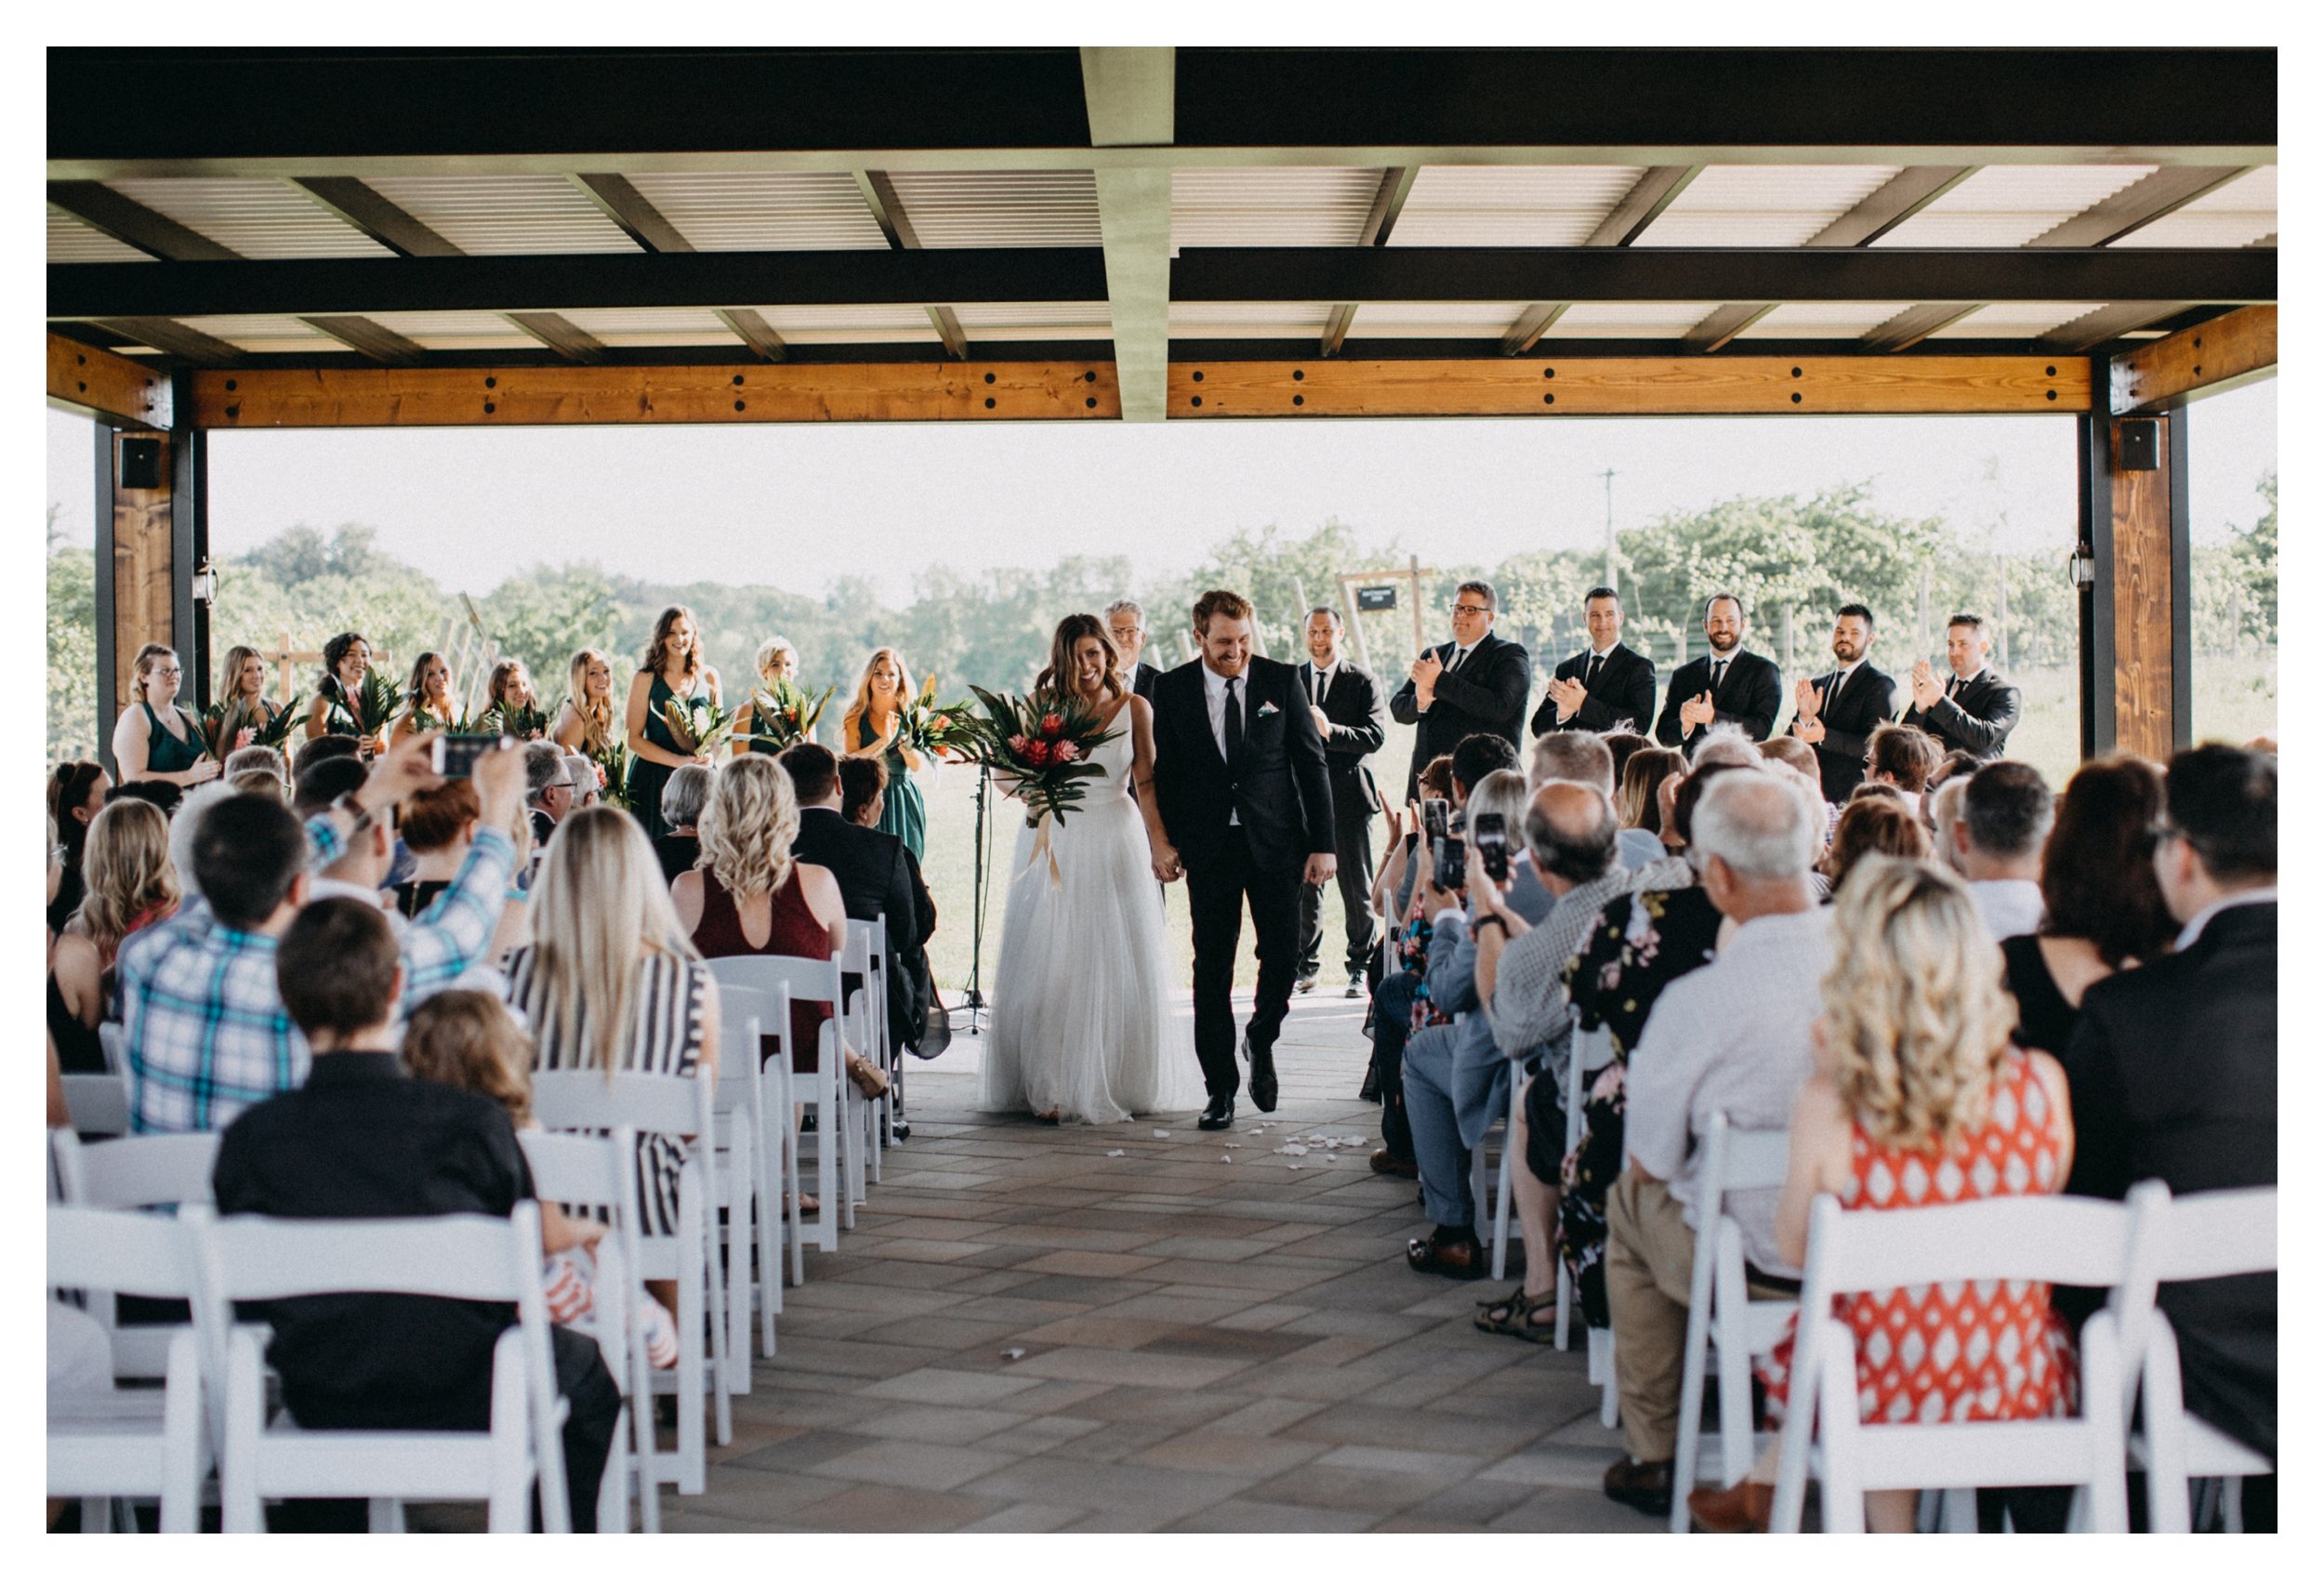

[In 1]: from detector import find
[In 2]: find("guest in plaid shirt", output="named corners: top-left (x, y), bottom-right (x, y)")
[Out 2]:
top-left (117, 733), bottom-right (528, 1134)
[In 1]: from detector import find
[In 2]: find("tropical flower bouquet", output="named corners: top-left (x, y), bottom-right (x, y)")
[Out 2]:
top-left (952, 687), bottom-right (1124, 829)
top-left (743, 680), bottom-right (835, 753)
top-left (662, 694), bottom-right (740, 757)
top-left (590, 740), bottom-right (634, 810)
top-left (894, 673), bottom-right (977, 761)
top-left (481, 697), bottom-right (549, 742)
top-left (202, 691), bottom-right (304, 759)
top-left (347, 667), bottom-right (404, 742)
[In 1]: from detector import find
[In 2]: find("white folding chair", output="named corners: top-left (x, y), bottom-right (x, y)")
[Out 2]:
top-left (61, 1072), bottom-right (131, 1138)
top-left (50, 1127), bottom-right (220, 1381)
top-left (710, 984), bottom-right (785, 1357)
top-left (704, 955), bottom-right (844, 1257)
top-left (2108, 1182), bottom-right (2277, 1534)
top-left (1551, 1028), bottom-right (1621, 1426)
top-left (1770, 1192), bottom-right (2136, 1534)
top-left (530, 1069), bottom-right (732, 1494)
top-left (837, 926), bottom-right (878, 1212)
top-left (46, 1205), bottom-right (211, 1533)
top-left (519, 1126), bottom-right (661, 1534)
top-left (861, 913), bottom-right (898, 1167)
top-left (1670, 1112), bottom-right (1799, 1530)
top-left (191, 1202), bottom-right (572, 1534)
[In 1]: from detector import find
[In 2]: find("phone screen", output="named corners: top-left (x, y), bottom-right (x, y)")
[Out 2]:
top-left (1421, 797), bottom-right (1452, 843)
top-left (1471, 811), bottom-right (1509, 883)
top-left (433, 732), bottom-right (501, 779)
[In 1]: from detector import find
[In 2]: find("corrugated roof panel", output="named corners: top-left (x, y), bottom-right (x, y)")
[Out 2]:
top-left (407, 334), bottom-right (542, 351)
top-left (1926, 303), bottom-right (2106, 338)
top-left (590, 329), bottom-right (746, 349)
top-left (561, 308), bottom-right (730, 335)
top-left (366, 311), bottom-right (523, 338)
top-left (881, 171), bottom-right (1100, 248)
top-left (49, 205), bottom-right (152, 263)
top-left (754, 304), bottom-right (941, 343)
top-left (952, 301), bottom-right (1111, 332)
top-left (1552, 303), bottom-right (1725, 336)
top-left (1390, 165), bottom-right (1644, 246)
top-left (1170, 167), bottom-right (1384, 247)
top-left (2111, 165), bottom-right (2278, 248)
top-left (364, 176), bottom-right (642, 255)
top-left (1169, 302), bottom-right (1335, 336)
top-left (1738, 302), bottom-right (1920, 337)
top-left (107, 178), bottom-right (392, 259)
top-left (1355, 301), bottom-right (1532, 336)
top-left (1633, 165), bottom-right (1901, 247)
top-left (625, 172), bottom-right (889, 251)
top-left (179, 314), bottom-right (327, 341)
top-left (1874, 165), bottom-right (2155, 248)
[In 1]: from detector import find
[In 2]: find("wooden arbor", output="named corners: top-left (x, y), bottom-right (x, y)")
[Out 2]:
top-left (46, 46), bottom-right (2278, 763)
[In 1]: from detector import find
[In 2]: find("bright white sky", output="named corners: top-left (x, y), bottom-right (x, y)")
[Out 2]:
top-left (46, 381), bottom-right (2276, 602)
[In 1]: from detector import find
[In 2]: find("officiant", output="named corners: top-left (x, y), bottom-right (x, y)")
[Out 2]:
top-left (1294, 607), bottom-right (1388, 999)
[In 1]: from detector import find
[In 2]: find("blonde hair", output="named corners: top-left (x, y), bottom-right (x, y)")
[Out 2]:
top-left (73, 798), bottom-right (179, 963)
top-left (518, 806), bottom-right (698, 1079)
top-left (842, 647), bottom-right (914, 746)
top-left (129, 643), bottom-right (179, 704)
top-left (754, 637), bottom-right (798, 680)
top-left (403, 990), bottom-right (535, 1126)
top-left (565, 648), bottom-right (616, 754)
top-left (229, 770), bottom-right (285, 799)
top-left (698, 754), bottom-right (799, 898)
top-left (220, 644), bottom-right (270, 703)
top-left (1821, 856), bottom-right (2017, 1153)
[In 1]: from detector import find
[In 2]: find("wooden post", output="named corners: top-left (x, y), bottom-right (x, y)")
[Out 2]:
top-left (1336, 574), bottom-right (1372, 671)
top-left (2081, 398), bottom-right (2190, 758)
top-left (106, 431), bottom-right (175, 746)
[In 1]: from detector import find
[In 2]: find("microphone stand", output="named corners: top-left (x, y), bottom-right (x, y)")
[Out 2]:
top-left (964, 761), bottom-right (994, 1034)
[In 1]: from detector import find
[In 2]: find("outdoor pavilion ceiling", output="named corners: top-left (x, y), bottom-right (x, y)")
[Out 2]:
top-left (46, 46), bottom-right (2277, 423)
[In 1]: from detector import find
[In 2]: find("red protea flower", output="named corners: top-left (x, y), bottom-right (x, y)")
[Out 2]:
top-left (1054, 741), bottom-right (1080, 763)
top-left (1038, 713), bottom-right (1064, 739)
top-left (1023, 739), bottom-right (1052, 768)
top-left (1006, 733), bottom-right (1029, 756)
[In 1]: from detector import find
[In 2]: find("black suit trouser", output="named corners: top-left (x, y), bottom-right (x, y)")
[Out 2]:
top-left (1298, 782), bottom-right (1378, 979)
top-left (1183, 827), bottom-right (1303, 1101)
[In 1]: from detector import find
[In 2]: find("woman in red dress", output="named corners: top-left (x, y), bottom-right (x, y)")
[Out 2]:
top-left (1689, 855), bottom-right (2077, 1534)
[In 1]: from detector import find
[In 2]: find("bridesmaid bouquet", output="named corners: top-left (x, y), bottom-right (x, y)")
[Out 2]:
top-left (954, 687), bottom-right (1123, 828)
top-left (894, 672), bottom-right (977, 760)
top-left (661, 695), bottom-right (739, 757)
top-left (201, 693), bottom-right (303, 759)
top-left (589, 740), bottom-right (633, 810)
top-left (742, 681), bottom-right (835, 752)
top-left (346, 668), bottom-right (404, 741)
top-left (481, 698), bottom-right (549, 742)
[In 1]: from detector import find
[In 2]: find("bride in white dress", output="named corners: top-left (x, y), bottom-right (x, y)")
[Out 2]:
top-left (982, 614), bottom-right (1206, 1124)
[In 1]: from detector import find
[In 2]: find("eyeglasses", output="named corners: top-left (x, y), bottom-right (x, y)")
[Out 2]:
top-left (1451, 603), bottom-right (1493, 618)
top-left (2148, 820), bottom-right (2185, 845)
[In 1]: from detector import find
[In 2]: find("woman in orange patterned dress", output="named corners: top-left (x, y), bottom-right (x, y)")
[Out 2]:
top-left (1688, 855), bottom-right (2077, 1534)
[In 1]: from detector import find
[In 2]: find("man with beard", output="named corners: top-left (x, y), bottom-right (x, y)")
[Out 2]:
top-left (1900, 612), bottom-right (2023, 762)
top-left (1782, 602), bottom-right (1897, 804)
top-left (1653, 593), bottom-right (1784, 751)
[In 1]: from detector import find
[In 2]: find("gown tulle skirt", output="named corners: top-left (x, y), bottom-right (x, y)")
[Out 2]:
top-left (981, 739), bottom-right (1205, 1125)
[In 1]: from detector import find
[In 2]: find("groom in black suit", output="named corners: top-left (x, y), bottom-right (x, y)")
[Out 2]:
top-left (1150, 590), bottom-right (1339, 1130)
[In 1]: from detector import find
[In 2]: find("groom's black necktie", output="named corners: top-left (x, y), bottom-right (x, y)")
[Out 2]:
top-left (1222, 676), bottom-right (1245, 771)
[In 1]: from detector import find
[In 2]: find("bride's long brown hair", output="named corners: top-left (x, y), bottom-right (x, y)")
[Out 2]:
top-left (1034, 612), bottom-right (1123, 701)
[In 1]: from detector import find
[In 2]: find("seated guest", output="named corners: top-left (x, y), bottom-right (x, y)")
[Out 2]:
top-left (120, 736), bottom-right (519, 1133)
top-left (1530, 731), bottom-right (1660, 871)
top-left (51, 798), bottom-right (180, 1073)
top-left (1689, 857), bottom-right (2078, 1534)
top-left (1929, 747), bottom-right (1981, 789)
top-left (107, 779), bottom-right (183, 820)
top-left (1821, 793), bottom-right (1929, 896)
top-left (506, 806), bottom-right (721, 1274)
top-left (1951, 760), bottom-right (2053, 939)
top-left (48, 760), bottom-right (111, 935)
top-left (391, 777), bottom-right (533, 968)
top-left (781, 743), bottom-right (939, 1068)
top-left (1617, 746), bottom-right (1683, 841)
top-left (563, 751), bottom-right (602, 810)
top-left (212, 899), bottom-right (619, 1531)
top-left (838, 754), bottom-right (888, 828)
top-left (1453, 777), bottom-right (1633, 1325)
top-left (1601, 770), bottom-right (1828, 1515)
top-left (1927, 774), bottom-right (1969, 873)
top-left (654, 764), bottom-right (711, 884)
top-left (523, 741), bottom-right (575, 846)
top-left (1602, 730), bottom-right (1651, 789)
top-left (1862, 720), bottom-right (1941, 814)
top-left (170, 745), bottom-right (290, 903)
top-left (671, 755), bottom-right (879, 1099)
top-left (1399, 765), bottom-right (1557, 1276)
top-left (1365, 752), bottom-right (1460, 1167)
top-left (297, 732), bottom-right (363, 771)
top-left (2001, 757), bottom-right (2172, 1055)
top-left (1758, 734), bottom-right (1835, 845)
top-left (2063, 744), bottom-right (2276, 1499)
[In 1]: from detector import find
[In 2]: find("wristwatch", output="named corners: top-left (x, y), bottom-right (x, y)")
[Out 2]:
top-left (1473, 913), bottom-right (1509, 935)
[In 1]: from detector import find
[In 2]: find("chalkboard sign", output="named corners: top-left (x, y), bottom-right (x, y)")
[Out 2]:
top-left (1356, 586), bottom-right (1397, 612)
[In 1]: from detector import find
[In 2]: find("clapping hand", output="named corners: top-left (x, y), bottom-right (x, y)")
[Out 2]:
top-left (1409, 649), bottom-right (1443, 704)
top-left (1792, 677), bottom-right (1822, 719)
top-left (1793, 712), bottom-right (1827, 745)
top-left (1678, 690), bottom-right (1716, 732)
top-left (1547, 675), bottom-right (1587, 723)
top-left (1909, 659), bottom-right (1944, 711)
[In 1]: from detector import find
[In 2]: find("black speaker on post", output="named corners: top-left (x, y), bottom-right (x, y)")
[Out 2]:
top-left (118, 436), bottom-right (165, 491)
top-left (2118, 418), bottom-right (2162, 472)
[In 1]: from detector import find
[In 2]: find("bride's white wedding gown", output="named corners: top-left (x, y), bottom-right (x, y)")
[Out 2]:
top-left (981, 724), bottom-right (1206, 1124)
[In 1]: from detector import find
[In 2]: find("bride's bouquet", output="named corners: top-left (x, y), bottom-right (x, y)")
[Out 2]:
top-left (953, 687), bottom-right (1124, 828)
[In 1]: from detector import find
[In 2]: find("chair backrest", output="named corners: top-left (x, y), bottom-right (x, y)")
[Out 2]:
top-left (61, 1073), bottom-right (131, 1138)
top-left (51, 1127), bottom-right (220, 1210)
top-left (1697, 1110), bottom-right (1792, 1227)
top-left (197, 1202), bottom-right (547, 1307)
top-left (533, 1069), bottom-right (714, 1141)
top-left (703, 953), bottom-right (839, 1011)
top-left (1801, 1190), bottom-right (2135, 1301)
top-left (842, 919), bottom-right (876, 973)
top-left (99, 1020), bottom-right (126, 1073)
top-left (519, 1126), bottom-right (640, 1221)
top-left (2109, 1181), bottom-right (2276, 1423)
top-left (48, 1202), bottom-right (201, 1301)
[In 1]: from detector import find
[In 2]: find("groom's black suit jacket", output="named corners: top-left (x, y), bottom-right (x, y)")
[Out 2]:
top-left (1151, 656), bottom-right (1336, 875)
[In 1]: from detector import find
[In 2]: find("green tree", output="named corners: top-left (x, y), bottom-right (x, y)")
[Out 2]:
top-left (2230, 470), bottom-right (2277, 644)
top-left (480, 563), bottom-right (622, 697)
top-left (47, 515), bottom-right (99, 765)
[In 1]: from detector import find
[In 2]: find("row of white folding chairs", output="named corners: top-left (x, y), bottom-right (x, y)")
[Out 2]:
top-left (49, 1125), bottom-right (664, 1532)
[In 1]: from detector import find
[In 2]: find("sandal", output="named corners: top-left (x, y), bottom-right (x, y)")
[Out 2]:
top-left (1475, 1285), bottom-right (1562, 1342)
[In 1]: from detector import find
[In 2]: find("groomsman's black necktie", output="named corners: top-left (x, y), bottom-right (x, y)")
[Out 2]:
top-left (1710, 658), bottom-right (1728, 695)
top-left (1223, 676), bottom-right (1245, 769)
top-left (1947, 673), bottom-right (1961, 700)
top-left (1585, 652), bottom-right (1604, 689)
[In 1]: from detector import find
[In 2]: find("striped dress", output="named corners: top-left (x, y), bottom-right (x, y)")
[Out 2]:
top-left (504, 944), bottom-right (710, 1237)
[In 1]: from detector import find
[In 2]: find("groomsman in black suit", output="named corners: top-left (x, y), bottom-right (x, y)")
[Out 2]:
top-left (1900, 612), bottom-right (2023, 761)
top-left (1293, 607), bottom-right (1388, 999)
top-left (1654, 592), bottom-right (1784, 750)
top-left (1108, 599), bottom-right (1165, 702)
top-left (1783, 602), bottom-right (1899, 803)
top-left (1388, 579), bottom-right (1532, 803)
top-left (1533, 586), bottom-right (1657, 737)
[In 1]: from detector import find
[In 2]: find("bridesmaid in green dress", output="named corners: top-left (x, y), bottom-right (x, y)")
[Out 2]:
top-left (110, 643), bottom-right (220, 789)
top-left (303, 631), bottom-right (385, 757)
top-left (842, 646), bottom-right (926, 863)
top-left (737, 636), bottom-right (814, 756)
top-left (624, 604), bottom-right (720, 840)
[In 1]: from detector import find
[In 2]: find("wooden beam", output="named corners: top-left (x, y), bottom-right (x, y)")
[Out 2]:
top-left (108, 431), bottom-right (177, 717)
top-left (503, 312), bottom-right (607, 364)
top-left (2039, 302), bottom-right (2189, 354)
top-left (1808, 165), bottom-right (1977, 247)
top-left (1501, 303), bottom-right (1569, 356)
top-left (1585, 165), bottom-right (1701, 247)
top-left (1083, 47), bottom-right (1176, 423)
top-left (853, 170), bottom-right (920, 250)
top-left (714, 308), bottom-right (787, 362)
top-left (48, 331), bottom-right (169, 426)
top-left (191, 362), bottom-right (1122, 428)
top-left (1168, 356), bottom-right (2087, 418)
top-left (1358, 166), bottom-right (1419, 246)
top-left (290, 177), bottom-right (463, 257)
top-left (2108, 305), bottom-right (2276, 415)
top-left (2028, 166), bottom-right (2253, 247)
top-left (47, 181), bottom-right (234, 261)
top-left (570, 173), bottom-right (694, 253)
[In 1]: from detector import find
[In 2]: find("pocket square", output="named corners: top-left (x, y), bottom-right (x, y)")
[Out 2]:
top-left (1256, 701), bottom-right (1280, 718)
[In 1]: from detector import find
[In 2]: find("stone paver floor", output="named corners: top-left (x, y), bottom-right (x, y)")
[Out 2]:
top-left (443, 993), bottom-right (1661, 1533)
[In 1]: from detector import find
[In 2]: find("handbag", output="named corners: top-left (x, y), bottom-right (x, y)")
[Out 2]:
top-left (906, 978), bottom-right (953, 1060)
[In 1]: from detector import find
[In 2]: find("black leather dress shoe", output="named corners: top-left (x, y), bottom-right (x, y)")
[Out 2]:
top-left (1197, 1094), bottom-right (1235, 1131)
top-left (1245, 1036), bottom-right (1278, 1112)
top-left (1602, 1455), bottom-right (1676, 1516)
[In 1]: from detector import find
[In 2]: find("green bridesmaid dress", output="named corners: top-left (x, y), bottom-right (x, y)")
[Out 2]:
top-left (142, 703), bottom-right (205, 774)
top-left (853, 711), bottom-right (926, 863)
top-left (625, 673), bottom-right (701, 841)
